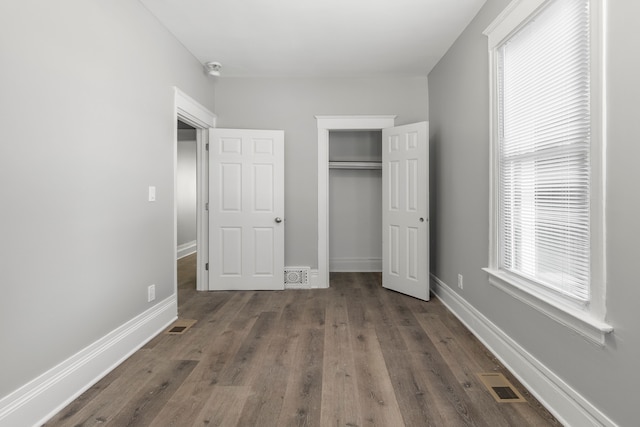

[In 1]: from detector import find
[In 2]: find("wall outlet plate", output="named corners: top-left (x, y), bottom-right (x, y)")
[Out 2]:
top-left (457, 274), bottom-right (463, 289)
top-left (148, 284), bottom-right (156, 302)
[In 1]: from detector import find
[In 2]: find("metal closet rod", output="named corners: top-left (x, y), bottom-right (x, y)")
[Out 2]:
top-left (328, 161), bottom-right (382, 170)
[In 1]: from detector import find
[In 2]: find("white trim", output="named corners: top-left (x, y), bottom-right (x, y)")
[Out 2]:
top-left (284, 282), bottom-right (312, 290)
top-left (484, 268), bottom-right (612, 345)
top-left (174, 87), bottom-right (216, 292)
top-left (194, 128), bottom-right (210, 291)
top-left (431, 274), bottom-right (618, 427)
top-left (588, 0), bottom-right (608, 321)
top-left (316, 115), bottom-right (396, 289)
top-left (316, 115), bottom-right (396, 130)
top-left (174, 88), bottom-right (216, 129)
top-left (329, 257), bottom-right (382, 272)
top-left (483, 0), bottom-right (549, 47)
top-left (0, 295), bottom-right (177, 427)
top-left (177, 240), bottom-right (197, 260)
top-left (308, 269), bottom-right (320, 289)
top-left (483, 0), bottom-right (609, 334)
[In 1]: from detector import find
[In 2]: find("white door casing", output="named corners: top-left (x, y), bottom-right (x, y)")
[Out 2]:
top-left (174, 88), bottom-right (216, 292)
top-left (382, 122), bottom-right (429, 300)
top-left (209, 128), bottom-right (285, 290)
top-left (316, 115), bottom-right (397, 288)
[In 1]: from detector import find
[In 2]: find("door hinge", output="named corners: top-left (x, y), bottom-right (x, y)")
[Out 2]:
top-left (206, 143), bottom-right (209, 151)
top-left (205, 263), bottom-right (209, 271)
top-left (205, 202), bottom-right (209, 211)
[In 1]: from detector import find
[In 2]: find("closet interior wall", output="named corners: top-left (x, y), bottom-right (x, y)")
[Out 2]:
top-left (328, 130), bottom-right (383, 272)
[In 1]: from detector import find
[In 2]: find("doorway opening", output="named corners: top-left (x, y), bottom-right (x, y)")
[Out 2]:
top-left (174, 88), bottom-right (216, 297)
top-left (318, 116), bottom-right (430, 300)
top-left (176, 119), bottom-right (198, 296)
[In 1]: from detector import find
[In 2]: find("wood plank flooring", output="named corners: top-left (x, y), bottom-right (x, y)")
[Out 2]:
top-left (45, 253), bottom-right (560, 426)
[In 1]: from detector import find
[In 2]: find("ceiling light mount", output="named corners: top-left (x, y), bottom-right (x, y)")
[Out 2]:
top-left (204, 61), bottom-right (222, 77)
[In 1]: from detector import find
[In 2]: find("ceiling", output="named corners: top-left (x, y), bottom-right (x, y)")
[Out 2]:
top-left (139, 0), bottom-right (486, 78)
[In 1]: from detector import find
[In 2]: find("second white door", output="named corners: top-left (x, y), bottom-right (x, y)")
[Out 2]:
top-left (382, 122), bottom-right (429, 300)
top-left (208, 128), bottom-right (285, 290)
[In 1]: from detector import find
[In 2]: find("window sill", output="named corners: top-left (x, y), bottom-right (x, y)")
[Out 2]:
top-left (483, 268), bottom-right (613, 346)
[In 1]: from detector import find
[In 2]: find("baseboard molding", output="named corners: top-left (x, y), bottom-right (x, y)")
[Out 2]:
top-left (430, 274), bottom-right (617, 427)
top-left (329, 257), bottom-right (382, 272)
top-left (176, 240), bottom-right (197, 260)
top-left (0, 295), bottom-right (177, 427)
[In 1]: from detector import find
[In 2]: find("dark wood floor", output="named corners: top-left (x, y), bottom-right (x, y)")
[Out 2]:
top-left (45, 253), bottom-right (560, 426)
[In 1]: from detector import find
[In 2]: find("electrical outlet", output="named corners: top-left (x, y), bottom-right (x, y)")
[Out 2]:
top-left (148, 284), bottom-right (156, 302)
top-left (457, 274), bottom-right (463, 289)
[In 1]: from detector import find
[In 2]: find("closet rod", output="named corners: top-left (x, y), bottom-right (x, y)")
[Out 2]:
top-left (329, 161), bottom-right (382, 170)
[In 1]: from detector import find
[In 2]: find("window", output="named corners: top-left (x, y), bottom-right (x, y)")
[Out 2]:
top-left (484, 0), bottom-right (611, 344)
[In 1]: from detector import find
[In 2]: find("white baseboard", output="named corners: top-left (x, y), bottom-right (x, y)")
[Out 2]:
top-left (430, 274), bottom-right (617, 427)
top-left (176, 240), bottom-right (197, 260)
top-left (0, 295), bottom-right (177, 427)
top-left (329, 257), bottom-right (382, 272)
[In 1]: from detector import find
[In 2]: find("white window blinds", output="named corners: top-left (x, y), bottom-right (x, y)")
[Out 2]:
top-left (497, 0), bottom-right (591, 302)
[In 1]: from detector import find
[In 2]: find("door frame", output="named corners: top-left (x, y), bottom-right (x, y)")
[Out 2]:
top-left (316, 115), bottom-right (396, 288)
top-left (174, 88), bottom-right (216, 292)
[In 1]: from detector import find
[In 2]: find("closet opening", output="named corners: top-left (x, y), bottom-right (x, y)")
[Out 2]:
top-left (318, 116), bottom-right (429, 298)
top-left (329, 130), bottom-right (383, 273)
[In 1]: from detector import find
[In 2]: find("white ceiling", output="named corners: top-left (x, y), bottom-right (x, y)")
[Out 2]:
top-left (139, 0), bottom-right (486, 78)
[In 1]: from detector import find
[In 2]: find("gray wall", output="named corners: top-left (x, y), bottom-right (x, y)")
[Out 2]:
top-left (215, 77), bottom-right (428, 268)
top-left (177, 129), bottom-right (197, 247)
top-left (0, 0), bottom-right (215, 398)
top-left (329, 169), bottom-right (382, 271)
top-left (329, 130), bottom-right (382, 162)
top-left (428, 1), bottom-right (640, 425)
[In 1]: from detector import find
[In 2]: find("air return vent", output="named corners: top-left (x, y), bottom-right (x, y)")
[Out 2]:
top-left (165, 319), bottom-right (197, 335)
top-left (284, 267), bottom-right (310, 289)
top-left (476, 372), bottom-right (526, 403)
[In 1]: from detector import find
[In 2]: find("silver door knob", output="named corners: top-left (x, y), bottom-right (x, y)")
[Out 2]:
top-left (420, 218), bottom-right (425, 222)
top-left (275, 217), bottom-right (283, 223)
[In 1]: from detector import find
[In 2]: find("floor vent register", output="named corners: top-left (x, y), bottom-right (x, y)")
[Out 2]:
top-left (165, 319), bottom-right (197, 335)
top-left (476, 372), bottom-right (526, 403)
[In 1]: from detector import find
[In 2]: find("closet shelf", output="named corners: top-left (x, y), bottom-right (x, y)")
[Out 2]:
top-left (329, 161), bottom-right (382, 170)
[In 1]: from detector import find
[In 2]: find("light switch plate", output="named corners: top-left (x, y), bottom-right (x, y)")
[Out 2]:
top-left (148, 186), bottom-right (156, 202)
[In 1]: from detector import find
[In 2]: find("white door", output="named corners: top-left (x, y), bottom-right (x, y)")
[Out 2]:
top-left (208, 128), bottom-right (285, 290)
top-left (382, 122), bottom-right (429, 300)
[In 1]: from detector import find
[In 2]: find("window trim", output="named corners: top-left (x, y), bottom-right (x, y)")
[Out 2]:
top-left (483, 0), bottom-right (612, 345)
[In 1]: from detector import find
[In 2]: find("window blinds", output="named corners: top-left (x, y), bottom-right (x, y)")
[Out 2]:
top-left (497, 0), bottom-right (591, 301)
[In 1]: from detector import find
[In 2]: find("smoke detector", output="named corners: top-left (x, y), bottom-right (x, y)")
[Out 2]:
top-left (204, 61), bottom-right (222, 77)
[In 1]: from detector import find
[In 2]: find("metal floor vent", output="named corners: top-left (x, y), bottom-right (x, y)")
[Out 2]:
top-left (284, 267), bottom-right (310, 289)
top-left (165, 319), bottom-right (197, 335)
top-left (476, 372), bottom-right (526, 403)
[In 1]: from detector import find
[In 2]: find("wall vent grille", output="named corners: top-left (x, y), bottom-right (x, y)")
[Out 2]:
top-left (284, 267), bottom-right (310, 289)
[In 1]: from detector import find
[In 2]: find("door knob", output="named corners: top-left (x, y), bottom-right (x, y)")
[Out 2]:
top-left (420, 218), bottom-right (425, 222)
top-left (275, 217), bottom-right (283, 223)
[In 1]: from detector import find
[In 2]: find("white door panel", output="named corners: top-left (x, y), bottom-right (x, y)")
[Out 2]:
top-left (382, 122), bottom-right (429, 300)
top-left (209, 128), bottom-right (285, 290)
